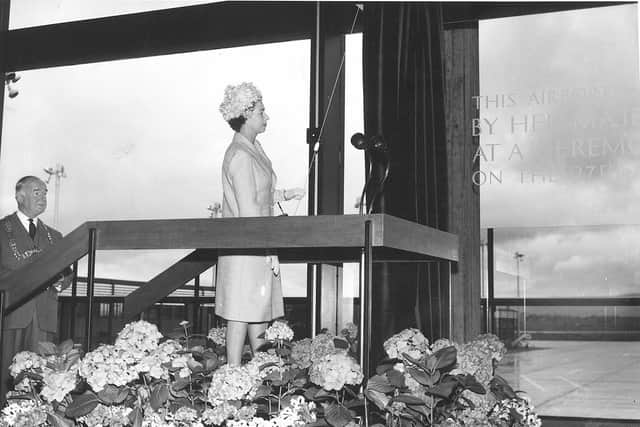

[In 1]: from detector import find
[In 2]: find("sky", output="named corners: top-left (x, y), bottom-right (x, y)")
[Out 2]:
top-left (0, 2), bottom-right (639, 300)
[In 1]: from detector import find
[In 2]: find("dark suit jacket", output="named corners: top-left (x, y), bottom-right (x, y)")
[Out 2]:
top-left (0, 212), bottom-right (69, 332)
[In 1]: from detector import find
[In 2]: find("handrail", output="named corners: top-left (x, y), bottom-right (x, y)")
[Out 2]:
top-left (0, 223), bottom-right (89, 313)
top-left (482, 297), bottom-right (640, 307)
top-left (122, 249), bottom-right (216, 321)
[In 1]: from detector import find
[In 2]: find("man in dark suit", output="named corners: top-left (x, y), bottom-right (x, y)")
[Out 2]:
top-left (0, 176), bottom-right (72, 400)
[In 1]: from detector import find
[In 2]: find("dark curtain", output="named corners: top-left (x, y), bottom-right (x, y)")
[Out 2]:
top-left (362, 2), bottom-right (449, 365)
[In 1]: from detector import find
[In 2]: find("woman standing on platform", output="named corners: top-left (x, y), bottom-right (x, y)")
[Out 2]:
top-left (216, 82), bottom-right (305, 365)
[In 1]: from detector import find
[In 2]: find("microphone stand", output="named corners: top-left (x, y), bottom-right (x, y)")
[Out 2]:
top-left (367, 155), bottom-right (390, 215)
top-left (358, 173), bottom-right (375, 216)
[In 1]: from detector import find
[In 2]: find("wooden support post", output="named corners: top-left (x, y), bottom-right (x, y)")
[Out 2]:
top-left (308, 2), bottom-right (345, 336)
top-left (85, 228), bottom-right (97, 351)
top-left (444, 22), bottom-right (482, 342)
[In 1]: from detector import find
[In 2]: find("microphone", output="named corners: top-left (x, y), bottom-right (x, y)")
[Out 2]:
top-left (351, 133), bottom-right (390, 215)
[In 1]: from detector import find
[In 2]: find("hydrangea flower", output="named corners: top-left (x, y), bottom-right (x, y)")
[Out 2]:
top-left (78, 344), bottom-right (140, 392)
top-left (0, 400), bottom-right (49, 427)
top-left (136, 339), bottom-right (183, 380)
top-left (309, 353), bottom-right (363, 391)
top-left (236, 405), bottom-right (258, 422)
top-left (9, 351), bottom-right (47, 378)
top-left (207, 326), bottom-right (227, 346)
top-left (383, 328), bottom-right (431, 360)
top-left (172, 406), bottom-right (199, 424)
top-left (40, 370), bottom-right (77, 402)
top-left (447, 390), bottom-right (496, 426)
top-left (207, 364), bottom-right (260, 404)
top-left (219, 82), bottom-right (262, 121)
top-left (115, 319), bottom-right (163, 354)
top-left (264, 320), bottom-right (294, 342)
top-left (227, 397), bottom-right (315, 427)
top-left (171, 352), bottom-right (198, 378)
top-left (489, 397), bottom-right (542, 427)
top-left (141, 408), bottom-right (176, 427)
top-left (290, 333), bottom-right (346, 369)
top-left (246, 351), bottom-right (283, 379)
top-left (202, 402), bottom-right (239, 426)
top-left (78, 403), bottom-right (132, 427)
top-left (453, 334), bottom-right (505, 385)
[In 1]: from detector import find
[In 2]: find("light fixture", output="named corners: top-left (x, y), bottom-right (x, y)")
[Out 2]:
top-left (5, 72), bottom-right (21, 98)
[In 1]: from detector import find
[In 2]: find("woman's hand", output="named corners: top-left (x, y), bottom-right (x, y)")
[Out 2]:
top-left (284, 188), bottom-right (306, 201)
top-left (267, 255), bottom-right (280, 276)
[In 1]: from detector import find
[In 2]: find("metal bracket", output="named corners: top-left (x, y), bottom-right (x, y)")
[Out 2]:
top-left (306, 127), bottom-right (320, 145)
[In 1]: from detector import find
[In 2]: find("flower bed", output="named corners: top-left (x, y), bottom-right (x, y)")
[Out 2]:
top-left (1, 320), bottom-right (540, 427)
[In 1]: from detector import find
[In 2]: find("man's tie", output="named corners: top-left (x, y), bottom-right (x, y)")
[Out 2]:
top-left (28, 218), bottom-right (36, 240)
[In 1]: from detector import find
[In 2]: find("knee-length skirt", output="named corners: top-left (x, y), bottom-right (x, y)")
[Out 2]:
top-left (215, 254), bottom-right (284, 322)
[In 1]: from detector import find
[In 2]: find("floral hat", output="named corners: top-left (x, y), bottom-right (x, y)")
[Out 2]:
top-left (219, 82), bottom-right (262, 121)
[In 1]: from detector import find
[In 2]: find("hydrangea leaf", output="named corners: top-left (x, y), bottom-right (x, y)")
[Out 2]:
top-left (324, 402), bottom-right (353, 427)
top-left (47, 412), bottom-right (74, 427)
top-left (97, 384), bottom-right (128, 404)
top-left (366, 374), bottom-right (395, 393)
top-left (150, 383), bottom-right (170, 410)
top-left (65, 391), bottom-right (100, 418)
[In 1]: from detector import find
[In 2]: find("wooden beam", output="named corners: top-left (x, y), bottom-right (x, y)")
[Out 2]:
top-left (1, 223), bottom-right (89, 312)
top-left (382, 215), bottom-right (459, 262)
top-left (5, 1), bottom-right (360, 71)
top-left (122, 249), bottom-right (216, 321)
top-left (443, 23), bottom-right (481, 342)
top-left (442, 1), bottom-right (630, 25)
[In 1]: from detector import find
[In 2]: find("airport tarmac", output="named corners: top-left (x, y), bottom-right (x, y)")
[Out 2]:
top-left (496, 340), bottom-right (640, 420)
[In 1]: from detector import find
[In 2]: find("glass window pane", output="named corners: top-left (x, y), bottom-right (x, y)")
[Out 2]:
top-left (9, 0), bottom-right (218, 29)
top-left (342, 33), bottom-right (364, 328)
top-left (0, 40), bottom-right (310, 299)
top-left (480, 4), bottom-right (640, 420)
top-left (344, 33), bottom-right (365, 216)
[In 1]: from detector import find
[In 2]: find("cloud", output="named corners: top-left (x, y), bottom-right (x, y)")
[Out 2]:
top-left (492, 225), bottom-right (640, 297)
top-left (552, 254), bottom-right (592, 272)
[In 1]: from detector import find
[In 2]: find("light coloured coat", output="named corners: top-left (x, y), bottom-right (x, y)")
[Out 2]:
top-left (215, 132), bottom-right (285, 322)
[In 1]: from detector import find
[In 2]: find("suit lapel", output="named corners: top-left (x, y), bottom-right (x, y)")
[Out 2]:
top-left (7, 213), bottom-right (36, 252)
top-left (34, 219), bottom-right (50, 248)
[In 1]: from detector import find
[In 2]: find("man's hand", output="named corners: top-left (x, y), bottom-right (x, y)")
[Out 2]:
top-left (52, 276), bottom-right (65, 292)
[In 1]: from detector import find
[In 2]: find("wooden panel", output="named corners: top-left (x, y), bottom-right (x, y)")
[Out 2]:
top-left (1, 224), bottom-right (89, 312)
top-left (122, 249), bottom-right (216, 321)
top-left (90, 215), bottom-right (381, 250)
top-left (444, 24), bottom-right (481, 342)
